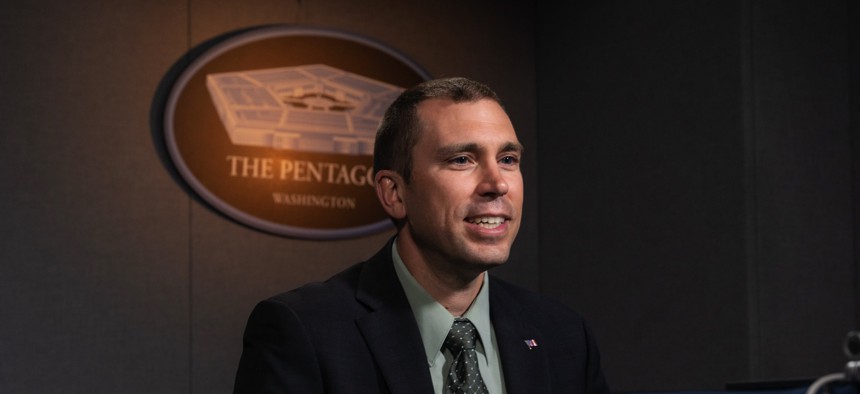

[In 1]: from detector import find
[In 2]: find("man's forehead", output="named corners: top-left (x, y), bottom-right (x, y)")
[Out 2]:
top-left (415, 98), bottom-right (516, 139)
top-left (416, 97), bottom-right (502, 116)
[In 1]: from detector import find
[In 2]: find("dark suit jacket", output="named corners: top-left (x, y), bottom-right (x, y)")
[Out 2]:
top-left (234, 240), bottom-right (609, 393)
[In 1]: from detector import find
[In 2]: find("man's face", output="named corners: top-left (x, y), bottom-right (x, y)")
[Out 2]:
top-left (399, 98), bottom-right (523, 276)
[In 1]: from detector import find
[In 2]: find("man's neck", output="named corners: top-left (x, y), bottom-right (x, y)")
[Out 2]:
top-left (395, 234), bottom-right (485, 317)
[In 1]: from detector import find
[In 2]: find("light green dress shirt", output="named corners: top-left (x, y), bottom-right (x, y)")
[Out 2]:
top-left (391, 241), bottom-right (507, 394)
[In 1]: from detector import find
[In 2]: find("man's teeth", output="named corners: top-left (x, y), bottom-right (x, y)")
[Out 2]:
top-left (468, 217), bottom-right (504, 229)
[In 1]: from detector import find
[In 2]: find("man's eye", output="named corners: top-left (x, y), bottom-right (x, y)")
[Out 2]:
top-left (451, 156), bottom-right (470, 165)
top-left (500, 156), bottom-right (519, 165)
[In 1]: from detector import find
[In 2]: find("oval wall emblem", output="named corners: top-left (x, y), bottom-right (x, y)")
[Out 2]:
top-left (163, 26), bottom-right (430, 239)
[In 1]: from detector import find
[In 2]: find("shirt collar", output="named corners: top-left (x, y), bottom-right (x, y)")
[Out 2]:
top-left (391, 240), bottom-right (494, 367)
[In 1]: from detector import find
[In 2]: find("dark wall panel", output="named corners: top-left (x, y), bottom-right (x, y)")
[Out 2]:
top-left (537, 0), bottom-right (857, 391)
top-left (0, 1), bottom-right (192, 392)
top-left (537, 2), bottom-right (748, 390)
top-left (750, 0), bottom-right (855, 379)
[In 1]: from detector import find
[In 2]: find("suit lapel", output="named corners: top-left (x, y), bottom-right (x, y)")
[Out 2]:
top-left (490, 279), bottom-right (552, 393)
top-left (354, 242), bottom-right (435, 394)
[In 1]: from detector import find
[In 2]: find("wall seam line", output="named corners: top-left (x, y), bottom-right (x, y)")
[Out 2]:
top-left (741, 0), bottom-right (762, 381)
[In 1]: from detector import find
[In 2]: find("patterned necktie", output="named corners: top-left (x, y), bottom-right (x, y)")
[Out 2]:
top-left (442, 318), bottom-right (489, 394)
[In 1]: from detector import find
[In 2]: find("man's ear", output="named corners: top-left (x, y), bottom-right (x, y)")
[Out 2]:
top-left (374, 170), bottom-right (407, 220)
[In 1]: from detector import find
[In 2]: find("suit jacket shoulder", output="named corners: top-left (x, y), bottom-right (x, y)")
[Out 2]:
top-left (234, 242), bottom-right (434, 394)
top-left (488, 276), bottom-right (610, 394)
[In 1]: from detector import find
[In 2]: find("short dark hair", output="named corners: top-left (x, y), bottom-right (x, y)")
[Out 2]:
top-left (373, 77), bottom-right (503, 183)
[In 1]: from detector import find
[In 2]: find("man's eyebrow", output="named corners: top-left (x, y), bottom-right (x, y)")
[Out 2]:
top-left (435, 141), bottom-right (525, 158)
top-left (501, 141), bottom-right (525, 154)
top-left (435, 142), bottom-right (480, 158)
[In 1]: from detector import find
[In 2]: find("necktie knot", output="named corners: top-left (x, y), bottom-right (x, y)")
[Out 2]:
top-left (442, 318), bottom-right (488, 394)
top-left (443, 318), bottom-right (480, 353)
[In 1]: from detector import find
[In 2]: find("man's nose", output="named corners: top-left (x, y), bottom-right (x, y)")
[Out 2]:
top-left (476, 163), bottom-right (509, 197)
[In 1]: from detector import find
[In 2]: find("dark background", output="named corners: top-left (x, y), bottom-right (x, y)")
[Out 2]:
top-left (0, 0), bottom-right (856, 392)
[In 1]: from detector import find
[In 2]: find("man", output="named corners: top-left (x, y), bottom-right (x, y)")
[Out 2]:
top-left (234, 78), bottom-right (609, 394)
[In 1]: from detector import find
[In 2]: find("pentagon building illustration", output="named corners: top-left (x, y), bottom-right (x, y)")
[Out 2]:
top-left (206, 64), bottom-right (404, 155)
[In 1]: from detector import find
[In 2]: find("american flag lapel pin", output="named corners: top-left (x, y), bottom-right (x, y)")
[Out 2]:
top-left (524, 339), bottom-right (538, 349)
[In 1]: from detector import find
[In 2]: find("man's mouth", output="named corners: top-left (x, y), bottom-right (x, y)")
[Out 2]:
top-left (466, 216), bottom-right (506, 229)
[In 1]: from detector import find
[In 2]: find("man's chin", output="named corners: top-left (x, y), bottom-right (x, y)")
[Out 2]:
top-left (463, 250), bottom-right (510, 271)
